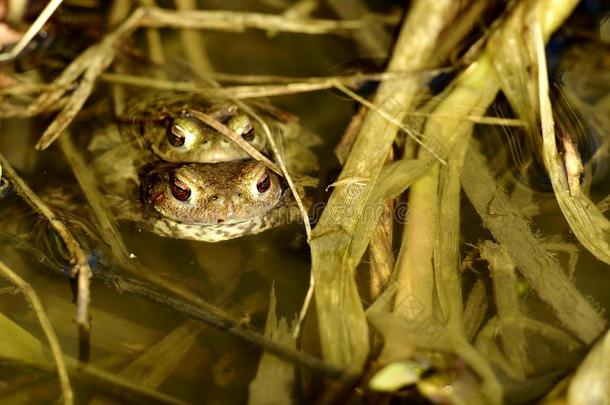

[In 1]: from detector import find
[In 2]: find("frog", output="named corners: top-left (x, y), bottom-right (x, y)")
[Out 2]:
top-left (142, 159), bottom-right (282, 225)
top-left (87, 96), bottom-right (318, 242)
top-left (103, 159), bottom-right (304, 242)
top-left (124, 94), bottom-right (321, 173)
top-left (137, 103), bottom-right (268, 163)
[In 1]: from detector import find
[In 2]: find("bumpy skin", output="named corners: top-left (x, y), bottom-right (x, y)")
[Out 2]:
top-left (125, 95), bottom-right (321, 170)
top-left (111, 191), bottom-right (302, 242)
top-left (126, 98), bottom-right (269, 163)
top-left (145, 110), bottom-right (268, 163)
top-left (142, 160), bottom-right (282, 225)
top-left (89, 97), bottom-right (320, 241)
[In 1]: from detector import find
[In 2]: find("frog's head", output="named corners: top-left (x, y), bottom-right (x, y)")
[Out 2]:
top-left (142, 159), bottom-right (282, 225)
top-left (145, 110), bottom-right (267, 163)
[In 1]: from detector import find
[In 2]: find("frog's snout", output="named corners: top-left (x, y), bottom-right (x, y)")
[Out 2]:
top-left (208, 194), bottom-right (236, 224)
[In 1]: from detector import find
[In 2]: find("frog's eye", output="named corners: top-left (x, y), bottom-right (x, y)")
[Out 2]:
top-left (241, 122), bottom-right (255, 142)
top-left (170, 176), bottom-right (191, 201)
top-left (256, 170), bottom-right (271, 193)
top-left (167, 119), bottom-right (186, 147)
top-left (227, 115), bottom-right (257, 142)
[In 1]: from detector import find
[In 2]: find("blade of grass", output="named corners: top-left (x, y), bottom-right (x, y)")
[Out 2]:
top-left (567, 328), bottom-right (610, 404)
top-left (462, 279), bottom-right (488, 342)
top-left (308, 0), bottom-right (461, 371)
top-left (461, 137), bottom-right (605, 343)
top-left (384, 2), bottom-right (584, 401)
top-left (480, 241), bottom-right (530, 379)
top-left (534, 13), bottom-right (610, 265)
top-left (249, 288), bottom-right (296, 405)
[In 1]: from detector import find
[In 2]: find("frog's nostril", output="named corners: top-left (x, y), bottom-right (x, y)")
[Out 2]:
top-left (152, 192), bottom-right (165, 204)
top-left (217, 218), bottom-right (225, 224)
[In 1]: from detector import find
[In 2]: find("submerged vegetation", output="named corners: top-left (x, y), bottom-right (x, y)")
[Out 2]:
top-left (0, 0), bottom-right (609, 404)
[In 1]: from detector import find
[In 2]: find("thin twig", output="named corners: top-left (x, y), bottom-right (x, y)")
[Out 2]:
top-left (194, 104), bottom-right (314, 329)
top-left (9, 356), bottom-right (185, 405)
top-left (292, 255), bottom-right (315, 337)
top-left (58, 132), bottom-right (129, 262)
top-left (250, 105), bottom-right (315, 340)
top-left (140, 6), bottom-right (399, 32)
top-left (0, 0), bottom-right (64, 62)
top-left (307, 0), bottom-right (460, 371)
top-left (105, 275), bottom-right (354, 381)
top-left (334, 81), bottom-right (447, 165)
top-left (100, 69), bottom-right (451, 98)
top-left (164, 68), bottom-right (449, 85)
top-left (0, 259), bottom-right (73, 405)
top-left (239, 103), bottom-right (312, 235)
top-left (3, 67), bottom-right (455, 97)
top-left (229, 102), bottom-right (313, 338)
top-left (29, 6), bottom-right (399, 149)
top-left (189, 110), bottom-right (282, 174)
top-left (98, 73), bottom-right (523, 128)
top-left (1, 232), bottom-right (351, 383)
top-left (0, 153), bottom-right (92, 331)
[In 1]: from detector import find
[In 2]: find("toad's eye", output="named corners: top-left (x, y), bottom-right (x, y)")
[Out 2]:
top-left (228, 115), bottom-right (255, 141)
top-left (256, 170), bottom-right (271, 193)
top-left (170, 176), bottom-right (191, 201)
top-left (167, 120), bottom-right (186, 147)
top-left (242, 123), bottom-right (255, 142)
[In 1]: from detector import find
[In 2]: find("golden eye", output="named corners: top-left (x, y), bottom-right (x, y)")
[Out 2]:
top-left (170, 176), bottom-right (191, 201)
top-left (167, 119), bottom-right (186, 147)
top-left (256, 170), bottom-right (271, 193)
top-left (242, 123), bottom-right (255, 142)
top-left (228, 115), bottom-right (255, 141)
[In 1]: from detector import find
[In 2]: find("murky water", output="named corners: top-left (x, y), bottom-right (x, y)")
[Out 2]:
top-left (0, 1), bottom-right (609, 404)
top-left (0, 2), bottom-right (361, 402)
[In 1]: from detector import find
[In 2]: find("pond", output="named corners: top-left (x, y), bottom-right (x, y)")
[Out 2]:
top-left (0, 1), bottom-right (609, 404)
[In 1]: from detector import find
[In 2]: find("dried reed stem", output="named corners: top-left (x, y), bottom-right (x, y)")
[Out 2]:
top-left (29, 6), bottom-right (397, 149)
top-left (0, 153), bottom-right (92, 331)
top-left (0, 259), bottom-right (73, 405)
top-left (0, 0), bottom-right (64, 62)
